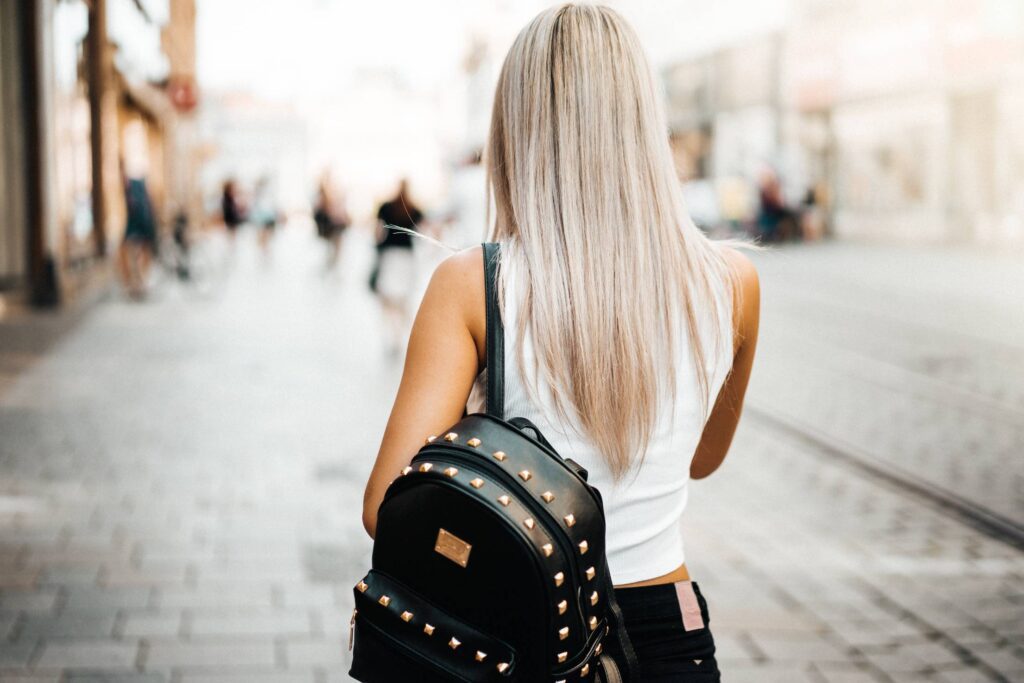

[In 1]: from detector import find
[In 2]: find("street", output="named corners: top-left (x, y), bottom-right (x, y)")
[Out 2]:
top-left (1, 226), bottom-right (1022, 683)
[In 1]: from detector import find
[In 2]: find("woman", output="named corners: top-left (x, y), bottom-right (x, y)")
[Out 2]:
top-left (362, 5), bottom-right (759, 680)
top-left (118, 167), bottom-right (157, 299)
top-left (373, 179), bottom-right (424, 352)
top-left (220, 179), bottom-right (245, 240)
top-left (251, 176), bottom-right (279, 254)
top-left (314, 174), bottom-right (350, 269)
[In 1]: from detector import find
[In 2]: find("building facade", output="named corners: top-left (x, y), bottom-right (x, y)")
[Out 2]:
top-left (663, 0), bottom-right (1024, 246)
top-left (0, 0), bottom-right (198, 308)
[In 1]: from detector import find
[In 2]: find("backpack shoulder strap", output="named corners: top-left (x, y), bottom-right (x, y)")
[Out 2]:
top-left (482, 242), bottom-right (504, 419)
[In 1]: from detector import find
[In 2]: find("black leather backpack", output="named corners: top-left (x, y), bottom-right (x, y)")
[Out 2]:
top-left (349, 243), bottom-right (637, 682)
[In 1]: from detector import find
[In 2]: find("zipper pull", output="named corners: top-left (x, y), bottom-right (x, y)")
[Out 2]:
top-left (348, 608), bottom-right (358, 651)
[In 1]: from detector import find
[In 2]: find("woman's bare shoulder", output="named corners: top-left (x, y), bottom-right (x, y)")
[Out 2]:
top-left (719, 245), bottom-right (759, 287)
top-left (425, 246), bottom-right (486, 351)
top-left (430, 246), bottom-right (484, 303)
top-left (717, 245), bottom-right (760, 348)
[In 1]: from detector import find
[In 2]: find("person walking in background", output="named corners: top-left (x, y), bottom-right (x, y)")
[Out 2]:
top-left (220, 179), bottom-right (245, 241)
top-left (313, 173), bottom-right (350, 270)
top-left (361, 5), bottom-right (759, 680)
top-left (251, 175), bottom-right (280, 255)
top-left (756, 168), bottom-right (795, 242)
top-left (800, 182), bottom-right (828, 241)
top-left (373, 179), bottom-right (423, 354)
top-left (117, 164), bottom-right (158, 299)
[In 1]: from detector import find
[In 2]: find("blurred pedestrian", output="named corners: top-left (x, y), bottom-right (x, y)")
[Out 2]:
top-left (117, 164), bottom-right (158, 299)
top-left (800, 182), bottom-right (827, 241)
top-left (251, 175), bottom-right (279, 254)
top-left (359, 6), bottom-right (759, 682)
top-left (220, 179), bottom-right (245, 241)
top-left (756, 168), bottom-right (795, 242)
top-left (313, 173), bottom-right (350, 269)
top-left (373, 179), bottom-right (423, 353)
top-left (169, 207), bottom-right (191, 281)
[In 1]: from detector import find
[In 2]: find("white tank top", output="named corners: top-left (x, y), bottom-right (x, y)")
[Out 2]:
top-left (467, 250), bottom-right (734, 584)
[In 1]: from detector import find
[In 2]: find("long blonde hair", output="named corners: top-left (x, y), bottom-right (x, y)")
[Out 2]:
top-left (486, 3), bottom-right (736, 479)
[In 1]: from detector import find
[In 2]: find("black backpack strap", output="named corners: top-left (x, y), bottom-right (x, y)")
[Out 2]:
top-left (602, 571), bottom-right (639, 681)
top-left (481, 242), bottom-right (637, 680)
top-left (482, 242), bottom-right (504, 419)
top-left (588, 488), bottom-right (639, 682)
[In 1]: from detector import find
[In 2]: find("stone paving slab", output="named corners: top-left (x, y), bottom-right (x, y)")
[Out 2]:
top-left (0, 232), bottom-right (1021, 681)
top-left (34, 640), bottom-right (139, 669)
top-left (141, 638), bottom-right (279, 669)
top-left (118, 613), bottom-right (183, 639)
top-left (0, 591), bottom-right (60, 615)
top-left (189, 611), bottom-right (314, 638)
top-left (177, 674), bottom-right (313, 683)
top-left (0, 673), bottom-right (63, 683)
top-left (282, 640), bottom-right (348, 668)
top-left (62, 674), bottom-right (165, 683)
top-left (0, 641), bottom-right (37, 669)
top-left (13, 613), bottom-right (118, 641)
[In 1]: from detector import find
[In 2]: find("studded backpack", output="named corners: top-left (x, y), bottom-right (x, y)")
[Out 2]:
top-left (349, 243), bottom-right (638, 682)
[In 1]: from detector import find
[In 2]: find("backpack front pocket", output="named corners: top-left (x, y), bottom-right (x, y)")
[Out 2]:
top-left (349, 569), bottom-right (518, 682)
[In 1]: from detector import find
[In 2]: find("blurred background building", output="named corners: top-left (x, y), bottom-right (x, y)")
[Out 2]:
top-left (0, 0), bottom-right (199, 308)
top-left (660, 0), bottom-right (1024, 246)
top-left (2, 0), bottom-right (1023, 289)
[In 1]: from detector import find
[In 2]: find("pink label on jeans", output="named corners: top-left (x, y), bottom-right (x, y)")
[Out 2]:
top-left (675, 581), bottom-right (705, 632)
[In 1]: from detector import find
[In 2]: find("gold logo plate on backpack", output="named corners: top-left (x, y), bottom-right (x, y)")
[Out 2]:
top-left (434, 528), bottom-right (472, 568)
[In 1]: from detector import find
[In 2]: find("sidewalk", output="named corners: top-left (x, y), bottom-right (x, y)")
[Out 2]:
top-left (0, 229), bottom-right (1021, 682)
top-left (746, 242), bottom-right (1024, 525)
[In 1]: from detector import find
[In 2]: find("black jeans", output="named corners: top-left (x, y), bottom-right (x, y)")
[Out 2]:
top-left (607, 581), bottom-right (720, 682)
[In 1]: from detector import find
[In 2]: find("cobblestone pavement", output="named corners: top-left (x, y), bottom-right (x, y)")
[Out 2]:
top-left (745, 243), bottom-right (1024, 525)
top-left (0, 229), bottom-right (1022, 682)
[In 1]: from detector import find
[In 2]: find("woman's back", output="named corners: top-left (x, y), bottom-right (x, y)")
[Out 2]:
top-left (363, 5), bottom-right (760, 680)
top-left (467, 248), bottom-right (735, 584)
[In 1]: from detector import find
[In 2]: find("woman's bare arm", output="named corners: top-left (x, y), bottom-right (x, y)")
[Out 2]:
top-left (363, 244), bottom-right (756, 531)
top-left (362, 247), bottom-right (485, 537)
top-left (690, 249), bottom-right (760, 479)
